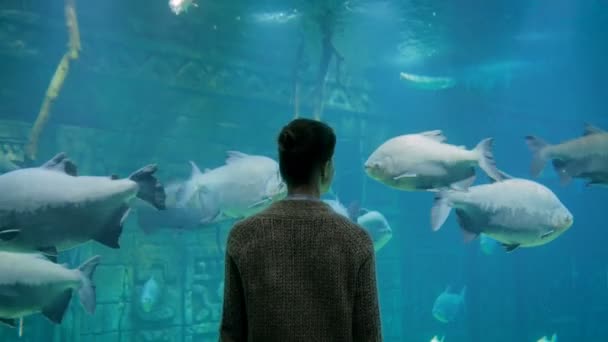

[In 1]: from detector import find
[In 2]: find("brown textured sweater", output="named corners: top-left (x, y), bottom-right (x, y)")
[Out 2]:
top-left (219, 199), bottom-right (382, 342)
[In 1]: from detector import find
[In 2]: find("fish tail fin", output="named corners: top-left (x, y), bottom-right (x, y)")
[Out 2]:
top-left (431, 191), bottom-right (452, 231)
top-left (129, 165), bottom-right (166, 210)
top-left (77, 255), bottom-right (101, 315)
top-left (474, 138), bottom-right (503, 182)
top-left (525, 136), bottom-right (550, 177)
top-left (175, 162), bottom-right (203, 207)
top-left (551, 333), bottom-right (558, 342)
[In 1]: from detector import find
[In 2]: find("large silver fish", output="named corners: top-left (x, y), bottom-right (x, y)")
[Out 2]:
top-left (365, 130), bottom-right (503, 191)
top-left (431, 177), bottom-right (573, 252)
top-left (0, 153), bottom-right (166, 259)
top-left (0, 252), bottom-right (100, 327)
top-left (176, 151), bottom-right (286, 220)
top-left (526, 124), bottom-right (608, 186)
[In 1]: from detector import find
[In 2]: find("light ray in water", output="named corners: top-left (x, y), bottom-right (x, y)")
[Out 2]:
top-left (19, 317), bottom-right (23, 337)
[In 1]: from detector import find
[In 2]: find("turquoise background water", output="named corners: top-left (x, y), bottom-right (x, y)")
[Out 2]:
top-left (0, 0), bottom-right (607, 341)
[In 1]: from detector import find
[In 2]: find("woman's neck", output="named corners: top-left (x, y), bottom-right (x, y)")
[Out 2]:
top-left (287, 185), bottom-right (321, 199)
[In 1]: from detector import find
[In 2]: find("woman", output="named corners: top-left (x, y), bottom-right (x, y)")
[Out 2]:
top-left (220, 118), bottom-right (382, 341)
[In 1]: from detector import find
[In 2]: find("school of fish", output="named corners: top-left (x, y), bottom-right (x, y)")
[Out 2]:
top-left (0, 122), bottom-right (604, 331)
top-left (365, 124), bottom-right (608, 252)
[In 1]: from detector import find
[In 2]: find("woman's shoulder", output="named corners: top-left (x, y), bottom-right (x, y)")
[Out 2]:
top-left (329, 214), bottom-right (375, 255)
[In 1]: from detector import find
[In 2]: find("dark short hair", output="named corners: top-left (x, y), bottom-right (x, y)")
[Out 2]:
top-left (277, 118), bottom-right (336, 187)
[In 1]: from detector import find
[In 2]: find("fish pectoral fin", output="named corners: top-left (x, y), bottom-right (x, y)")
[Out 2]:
top-left (0, 318), bottom-right (17, 328)
top-left (395, 163), bottom-right (448, 180)
top-left (94, 205), bottom-right (129, 249)
top-left (41, 153), bottom-right (78, 176)
top-left (501, 243), bottom-right (520, 253)
top-left (540, 230), bottom-right (555, 239)
top-left (393, 172), bottom-right (417, 180)
top-left (0, 228), bottom-right (20, 241)
top-left (38, 247), bottom-right (58, 262)
top-left (454, 209), bottom-right (478, 242)
top-left (42, 289), bottom-right (72, 324)
top-left (248, 197), bottom-right (271, 209)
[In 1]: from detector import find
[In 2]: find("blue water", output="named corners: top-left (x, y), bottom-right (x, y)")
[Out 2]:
top-left (1, 0), bottom-right (607, 341)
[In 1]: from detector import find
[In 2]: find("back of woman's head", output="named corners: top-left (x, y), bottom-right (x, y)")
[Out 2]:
top-left (278, 118), bottom-right (336, 187)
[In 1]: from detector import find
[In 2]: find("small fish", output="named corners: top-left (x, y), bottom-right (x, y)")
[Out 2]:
top-left (140, 276), bottom-right (160, 313)
top-left (357, 210), bottom-right (393, 252)
top-left (365, 130), bottom-right (503, 191)
top-left (0, 153), bottom-right (166, 258)
top-left (169, 0), bottom-right (197, 15)
top-left (0, 252), bottom-right (100, 327)
top-left (252, 10), bottom-right (300, 24)
top-left (323, 199), bottom-right (350, 219)
top-left (432, 177), bottom-right (573, 252)
top-left (479, 233), bottom-right (499, 255)
top-left (526, 124), bottom-right (608, 186)
top-left (323, 190), bottom-right (360, 221)
top-left (537, 334), bottom-right (558, 342)
top-left (433, 286), bottom-right (466, 323)
top-left (399, 72), bottom-right (457, 90)
top-left (430, 336), bottom-right (445, 342)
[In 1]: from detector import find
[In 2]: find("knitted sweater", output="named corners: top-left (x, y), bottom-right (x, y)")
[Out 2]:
top-left (219, 199), bottom-right (382, 342)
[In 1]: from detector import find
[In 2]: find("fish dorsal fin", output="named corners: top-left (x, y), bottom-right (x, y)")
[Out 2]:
top-left (41, 153), bottom-right (78, 176)
top-left (419, 130), bottom-right (447, 143)
top-left (189, 161), bottom-right (202, 176)
top-left (583, 123), bottom-right (606, 136)
top-left (38, 246), bottom-right (58, 263)
top-left (460, 286), bottom-right (467, 299)
top-left (488, 170), bottom-right (513, 183)
top-left (226, 151), bottom-right (249, 164)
